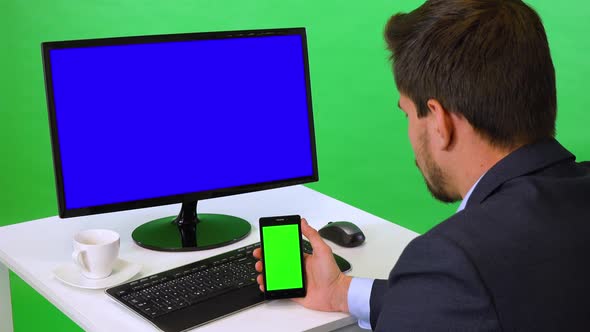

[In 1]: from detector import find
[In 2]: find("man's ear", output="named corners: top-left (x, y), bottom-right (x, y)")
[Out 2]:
top-left (426, 98), bottom-right (454, 150)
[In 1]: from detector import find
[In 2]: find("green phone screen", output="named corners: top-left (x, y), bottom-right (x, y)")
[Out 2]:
top-left (262, 224), bottom-right (303, 291)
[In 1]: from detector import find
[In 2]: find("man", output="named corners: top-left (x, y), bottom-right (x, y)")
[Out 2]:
top-left (255, 0), bottom-right (590, 330)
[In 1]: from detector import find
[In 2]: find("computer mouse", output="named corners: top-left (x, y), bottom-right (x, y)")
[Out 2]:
top-left (318, 221), bottom-right (365, 248)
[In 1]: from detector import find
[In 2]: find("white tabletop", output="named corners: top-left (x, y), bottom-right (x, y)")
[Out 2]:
top-left (0, 185), bottom-right (418, 332)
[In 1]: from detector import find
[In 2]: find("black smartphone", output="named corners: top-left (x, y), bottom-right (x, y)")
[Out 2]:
top-left (259, 215), bottom-right (306, 299)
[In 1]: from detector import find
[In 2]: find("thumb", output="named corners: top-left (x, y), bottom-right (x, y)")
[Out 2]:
top-left (301, 218), bottom-right (331, 255)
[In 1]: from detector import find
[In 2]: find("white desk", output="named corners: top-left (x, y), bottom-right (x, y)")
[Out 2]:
top-left (0, 186), bottom-right (418, 332)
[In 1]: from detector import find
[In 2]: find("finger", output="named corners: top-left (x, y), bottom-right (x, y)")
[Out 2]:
top-left (253, 248), bottom-right (261, 259)
top-left (256, 274), bottom-right (265, 289)
top-left (301, 218), bottom-right (331, 255)
top-left (255, 260), bottom-right (263, 272)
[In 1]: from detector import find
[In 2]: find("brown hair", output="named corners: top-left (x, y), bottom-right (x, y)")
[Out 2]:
top-left (385, 0), bottom-right (556, 147)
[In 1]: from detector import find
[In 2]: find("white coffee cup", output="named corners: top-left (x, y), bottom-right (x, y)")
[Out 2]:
top-left (72, 229), bottom-right (120, 279)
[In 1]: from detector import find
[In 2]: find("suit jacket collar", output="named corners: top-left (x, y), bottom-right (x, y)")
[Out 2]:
top-left (465, 138), bottom-right (575, 209)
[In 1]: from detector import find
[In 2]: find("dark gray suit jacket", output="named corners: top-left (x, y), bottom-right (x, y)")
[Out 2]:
top-left (370, 139), bottom-right (590, 331)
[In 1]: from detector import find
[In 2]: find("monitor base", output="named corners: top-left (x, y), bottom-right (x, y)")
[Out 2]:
top-left (132, 208), bottom-right (251, 252)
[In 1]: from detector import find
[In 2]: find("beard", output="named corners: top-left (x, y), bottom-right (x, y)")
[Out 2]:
top-left (415, 133), bottom-right (461, 203)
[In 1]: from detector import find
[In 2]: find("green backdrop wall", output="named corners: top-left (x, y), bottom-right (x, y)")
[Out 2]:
top-left (1, 0), bottom-right (589, 330)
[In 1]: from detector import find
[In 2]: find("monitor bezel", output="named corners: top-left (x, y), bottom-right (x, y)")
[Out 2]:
top-left (41, 27), bottom-right (318, 218)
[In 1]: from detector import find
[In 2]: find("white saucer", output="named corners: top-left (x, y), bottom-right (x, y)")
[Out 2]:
top-left (53, 258), bottom-right (142, 289)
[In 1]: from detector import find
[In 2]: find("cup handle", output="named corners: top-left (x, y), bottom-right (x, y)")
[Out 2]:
top-left (72, 250), bottom-right (88, 272)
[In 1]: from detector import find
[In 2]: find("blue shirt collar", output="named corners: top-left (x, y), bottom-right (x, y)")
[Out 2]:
top-left (457, 174), bottom-right (485, 213)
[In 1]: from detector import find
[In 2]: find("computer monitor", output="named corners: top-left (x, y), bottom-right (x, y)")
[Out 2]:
top-left (41, 28), bottom-right (317, 252)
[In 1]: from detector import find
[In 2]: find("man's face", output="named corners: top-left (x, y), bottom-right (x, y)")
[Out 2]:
top-left (398, 94), bottom-right (459, 203)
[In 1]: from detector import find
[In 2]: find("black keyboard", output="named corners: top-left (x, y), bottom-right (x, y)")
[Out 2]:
top-left (106, 240), bottom-right (351, 332)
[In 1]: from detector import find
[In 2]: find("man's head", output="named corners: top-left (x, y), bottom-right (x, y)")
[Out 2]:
top-left (385, 0), bottom-right (557, 202)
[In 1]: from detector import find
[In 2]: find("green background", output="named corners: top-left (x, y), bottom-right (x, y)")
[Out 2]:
top-left (1, 0), bottom-right (589, 330)
top-left (262, 224), bottom-right (303, 291)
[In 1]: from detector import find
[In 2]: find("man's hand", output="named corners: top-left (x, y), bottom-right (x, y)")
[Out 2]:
top-left (253, 218), bottom-right (352, 313)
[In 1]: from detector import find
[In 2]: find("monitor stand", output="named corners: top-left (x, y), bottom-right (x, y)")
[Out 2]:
top-left (131, 200), bottom-right (251, 251)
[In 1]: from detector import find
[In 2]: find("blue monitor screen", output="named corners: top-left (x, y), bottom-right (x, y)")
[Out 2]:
top-left (47, 33), bottom-right (314, 210)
